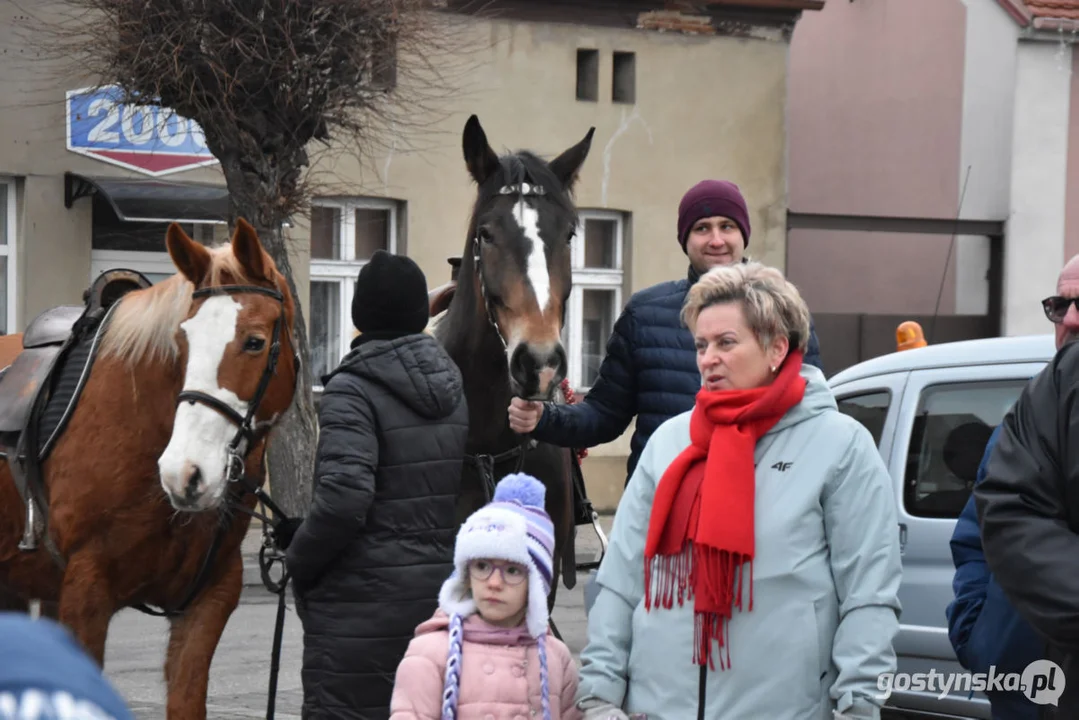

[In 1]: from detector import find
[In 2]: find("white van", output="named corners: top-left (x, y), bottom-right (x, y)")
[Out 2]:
top-left (828, 333), bottom-right (1057, 719)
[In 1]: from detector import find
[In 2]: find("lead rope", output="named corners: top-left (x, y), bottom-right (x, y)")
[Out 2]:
top-left (256, 496), bottom-right (292, 720)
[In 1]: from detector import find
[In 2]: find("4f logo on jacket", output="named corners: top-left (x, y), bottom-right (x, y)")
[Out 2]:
top-left (771, 461), bottom-right (793, 472)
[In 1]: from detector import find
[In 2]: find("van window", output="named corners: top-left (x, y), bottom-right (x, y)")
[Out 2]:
top-left (905, 380), bottom-right (1026, 519)
top-left (836, 391), bottom-right (891, 447)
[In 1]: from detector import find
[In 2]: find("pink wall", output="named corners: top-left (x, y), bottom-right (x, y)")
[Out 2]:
top-left (787, 229), bottom-right (958, 315)
top-left (786, 0), bottom-right (969, 315)
top-left (788, 0), bottom-right (966, 217)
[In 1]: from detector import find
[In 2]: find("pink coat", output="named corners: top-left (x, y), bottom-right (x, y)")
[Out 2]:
top-left (390, 610), bottom-right (583, 720)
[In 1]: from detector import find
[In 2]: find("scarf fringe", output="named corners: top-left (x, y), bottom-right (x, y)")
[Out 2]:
top-left (645, 542), bottom-right (753, 669)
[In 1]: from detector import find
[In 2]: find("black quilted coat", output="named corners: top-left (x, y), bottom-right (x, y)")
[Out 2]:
top-left (285, 333), bottom-right (469, 720)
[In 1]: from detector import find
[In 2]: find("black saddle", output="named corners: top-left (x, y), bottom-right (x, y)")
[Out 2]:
top-left (0, 268), bottom-right (153, 447)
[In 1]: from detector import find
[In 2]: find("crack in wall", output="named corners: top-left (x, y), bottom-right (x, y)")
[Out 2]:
top-left (602, 106), bottom-right (653, 207)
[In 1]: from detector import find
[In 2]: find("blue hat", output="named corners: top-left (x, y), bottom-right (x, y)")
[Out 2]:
top-left (0, 612), bottom-right (134, 719)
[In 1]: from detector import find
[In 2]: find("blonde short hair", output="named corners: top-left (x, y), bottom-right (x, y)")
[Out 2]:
top-left (681, 262), bottom-right (811, 354)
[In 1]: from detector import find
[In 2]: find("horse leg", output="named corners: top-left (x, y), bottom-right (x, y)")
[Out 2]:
top-left (57, 551), bottom-right (114, 665)
top-left (164, 551), bottom-right (243, 720)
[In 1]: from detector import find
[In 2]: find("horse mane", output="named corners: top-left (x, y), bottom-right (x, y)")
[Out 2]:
top-left (436, 150), bottom-right (578, 359)
top-left (98, 244), bottom-right (285, 368)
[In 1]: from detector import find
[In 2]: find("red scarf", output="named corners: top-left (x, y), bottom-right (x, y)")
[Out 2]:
top-left (643, 350), bottom-right (806, 670)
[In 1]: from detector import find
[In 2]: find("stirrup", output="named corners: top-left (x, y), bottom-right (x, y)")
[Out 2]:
top-left (18, 497), bottom-right (38, 551)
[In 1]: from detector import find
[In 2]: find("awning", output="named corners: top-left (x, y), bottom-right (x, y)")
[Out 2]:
top-left (64, 171), bottom-right (230, 224)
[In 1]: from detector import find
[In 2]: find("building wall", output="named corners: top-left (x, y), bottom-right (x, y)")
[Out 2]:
top-left (307, 14), bottom-right (798, 505)
top-left (1006, 40), bottom-right (1073, 336)
top-left (314, 15), bottom-right (794, 285)
top-left (0, 6), bottom-right (801, 509)
top-left (1066, 48), bottom-right (1079, 263)
top-left (786, 0), bottom-right (1022, 323)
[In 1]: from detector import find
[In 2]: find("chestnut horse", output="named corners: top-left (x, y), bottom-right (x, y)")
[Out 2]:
top-left (0, 219), bottom-right (299, 719)
top-left (431, 115), bottom-right (594, 610)
top-left (0, 334), bottom-right (21, 374)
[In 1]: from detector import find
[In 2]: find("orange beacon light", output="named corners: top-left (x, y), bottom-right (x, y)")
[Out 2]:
top-left (896, 321), bottom-right (927, 352)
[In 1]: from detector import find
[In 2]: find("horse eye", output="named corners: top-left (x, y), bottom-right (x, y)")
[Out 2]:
top-left (244, 337), bottom-right (266, 353)
top-left (477, 226), bottom-right (494, 243)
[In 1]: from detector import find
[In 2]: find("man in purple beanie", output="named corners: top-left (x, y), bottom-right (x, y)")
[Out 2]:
top-left (508, 179), bottom-right (822, 489)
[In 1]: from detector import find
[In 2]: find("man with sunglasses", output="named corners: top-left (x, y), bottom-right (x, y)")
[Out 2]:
top-left (946, 255), bottom-right (1079, 719)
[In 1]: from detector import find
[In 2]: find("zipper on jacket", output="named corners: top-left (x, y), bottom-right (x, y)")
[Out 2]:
top-left (698, 664), bottom-right (706, 720)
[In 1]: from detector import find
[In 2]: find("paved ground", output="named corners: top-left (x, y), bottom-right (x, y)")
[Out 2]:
top-left (103, 515), bottom-right (611, 719)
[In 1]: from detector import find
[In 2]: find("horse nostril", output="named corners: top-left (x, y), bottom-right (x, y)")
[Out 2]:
top-left (185, 467), bottom-right (203, 500)
top-left (549, 346), bottom-right (567, 376)
top-left (510, 345), bottom-right (534, 378)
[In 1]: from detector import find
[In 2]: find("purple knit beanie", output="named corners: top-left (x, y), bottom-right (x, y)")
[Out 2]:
top-left (677, 180), bottom-right (751, 251)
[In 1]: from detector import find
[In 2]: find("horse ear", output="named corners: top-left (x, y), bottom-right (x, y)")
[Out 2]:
top-left (231, 217), bottom-right (270, 281)
top-left (549, 127), bottom-right (595, 191)
top-left (166, 222), bottom-right (212, 285)
top-left (463, 114), bottom-right (500, 186)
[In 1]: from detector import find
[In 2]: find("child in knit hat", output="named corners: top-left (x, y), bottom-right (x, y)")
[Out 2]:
top-left (388, 473), bottom-right (582, 720)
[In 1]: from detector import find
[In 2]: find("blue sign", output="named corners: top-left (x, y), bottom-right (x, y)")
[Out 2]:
top-left (66, 85), bottom-right (219, 176)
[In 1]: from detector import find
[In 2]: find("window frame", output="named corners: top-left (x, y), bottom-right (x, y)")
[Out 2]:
top-left (834, 389), bottom-right (893, 449)
top-left (901, 378), bottom-right (1029, 520)
top-left (89, 222), bottom-right (219, 286)
top-left (90, 249), bottom-right (183, 284)
top-left (308, 196), bottom-right (400, 390)
top-left (0, 179), bottom-right (15, 334)
top-left (565, 209), bottom-right (625, 392)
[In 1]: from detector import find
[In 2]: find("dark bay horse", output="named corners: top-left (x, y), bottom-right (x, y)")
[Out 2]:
top-left (0, 219), bottom-right (299, 719)
top-left (431, 114), bottom-right (594, 608)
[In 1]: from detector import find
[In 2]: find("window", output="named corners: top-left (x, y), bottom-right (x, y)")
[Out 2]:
top-left (364, 34), bottom-right (397, 91)
top-left (836, 391), bottom-right (891, 447)
top-left (612, 51), bottom-right (636, 104)
top-left (576, 49), bottom-right (599, 102)
top-left (90, 194), bottom-right (218, 285)
top-left (904, 380), bottom-right (1026, 519)
top-left (0, 179), bottom-right (15, 334)
top-left (564, 210), bottom-right (625, 391)
top-left (308, 197), bottom-right (400, 385)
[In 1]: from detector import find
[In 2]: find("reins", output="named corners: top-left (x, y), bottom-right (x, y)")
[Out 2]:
top-left (146, 281), bottom-right (299, 720)
top-left (466, 181), bottom-right (549, 500)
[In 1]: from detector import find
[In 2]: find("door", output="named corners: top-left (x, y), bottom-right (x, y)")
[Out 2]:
top-left (832, 370), bottom-right (909, 558)
top-left (886, 362), bottom-right (1045, 715)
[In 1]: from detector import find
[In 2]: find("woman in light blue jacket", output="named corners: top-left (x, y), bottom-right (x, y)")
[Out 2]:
top-left (575, 262), bottom-right (903, 720)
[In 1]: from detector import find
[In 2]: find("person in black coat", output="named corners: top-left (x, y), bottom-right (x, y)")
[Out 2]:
top-left (279, 250), bottom-right (470, 720)
top-left (975, 339), bottom-right (1079, 718)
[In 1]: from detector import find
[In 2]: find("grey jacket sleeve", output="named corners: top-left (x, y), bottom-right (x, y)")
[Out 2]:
top-left (823, 424), bottom-right (904, 717)
top-left (975, 343), bottom-right (1079, 645)
top-left (575, 432), bottom-right (659, 707)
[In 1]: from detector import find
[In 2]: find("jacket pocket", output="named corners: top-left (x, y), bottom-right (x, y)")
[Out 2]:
top-left (812, 597), bottom-right (830, 682)
top-left (786, 603), bottom-right (826, 709)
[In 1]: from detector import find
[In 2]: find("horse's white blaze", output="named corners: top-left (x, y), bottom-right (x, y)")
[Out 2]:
top-left (158, 295), bottom-right (247, 510)
top-left (516, 200), bottom-right (550, 313)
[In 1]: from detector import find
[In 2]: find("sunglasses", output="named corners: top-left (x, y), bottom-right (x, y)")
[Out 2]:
top-left (468, 559), bottom-right (528, 586)
top-left (1042, 296), bottom-right (1079, 323)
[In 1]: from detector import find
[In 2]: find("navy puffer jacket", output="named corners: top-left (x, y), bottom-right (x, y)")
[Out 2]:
top-left (533, 265), bottom-right (823, 485)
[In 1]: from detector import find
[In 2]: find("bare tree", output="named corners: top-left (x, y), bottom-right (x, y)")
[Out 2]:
top-left (33, 0), bottom-right (466, 515)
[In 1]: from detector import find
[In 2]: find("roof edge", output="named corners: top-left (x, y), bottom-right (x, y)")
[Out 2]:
top-left (705, 0), bottom-right (825, 10)
top-left (996, 0), bottom-right (1033, 27)
top-left (1032, 16), bottom-right (1079, 30)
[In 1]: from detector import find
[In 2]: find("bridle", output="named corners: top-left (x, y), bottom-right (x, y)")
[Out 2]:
top-left (176, 284), bottom-right (297, 490)
top-left (139, 281), bottom-right (299, 719)
top-left (473, 181), bottom-right (547, 351)
top-left (467, 181), bottom-right (553, 499)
